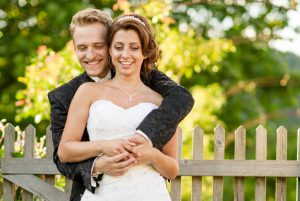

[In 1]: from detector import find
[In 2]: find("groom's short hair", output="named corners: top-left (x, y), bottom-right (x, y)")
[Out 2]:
top-left (70, 8), bottom-right (113, 38)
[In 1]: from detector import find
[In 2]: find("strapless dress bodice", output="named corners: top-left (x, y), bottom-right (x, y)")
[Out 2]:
top-left (81, 100), bottom-right (171, 201)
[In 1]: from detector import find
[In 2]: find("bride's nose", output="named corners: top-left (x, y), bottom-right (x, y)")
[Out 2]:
top-left (121, 47), bottom-right (130, 58)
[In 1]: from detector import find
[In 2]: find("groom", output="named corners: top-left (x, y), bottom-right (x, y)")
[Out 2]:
top-left (48, 8), bottom-right (194, 201)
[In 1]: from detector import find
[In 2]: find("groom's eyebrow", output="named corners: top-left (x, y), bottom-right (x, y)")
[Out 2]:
top-left (94, 42), bottom-right (106, 45)
top-left (76, 44), bottom-right (86, 48)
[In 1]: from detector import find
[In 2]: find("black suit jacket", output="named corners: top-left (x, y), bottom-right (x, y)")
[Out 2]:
top-left (48, 69), bottom-right (194, 200)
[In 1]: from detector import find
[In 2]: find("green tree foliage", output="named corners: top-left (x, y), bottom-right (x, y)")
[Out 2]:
top-left (1, 0), bottom-right (300, 200)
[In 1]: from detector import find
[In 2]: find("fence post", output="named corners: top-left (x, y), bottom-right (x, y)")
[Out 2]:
top-left (170, 128), bottom-right (182, 201)
top-left (276, 126), bottom-right (287, 201)
top-left (234, 126), bottom-right (246, 201)
top-left (22, 124), bottom-right (36, 201)
top-left (45, 125), bottom-right (56, 186)
top-left (213, 125), bottom-right (225, 201)
top-left (255, 125), bottom-right (267, 201)
top-left (192, 126), bottom-right (203, 201)
top-left (3, 124), bottom-right (15, 200)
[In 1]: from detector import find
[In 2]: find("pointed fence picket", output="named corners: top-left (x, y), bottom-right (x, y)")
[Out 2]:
top-left (1, 124), bottom-right (300, 201)
top-left (234, 126), bottom-right (246, 201)
top-left (255, 125), bottom-right (267, 200)
top-left (191, 126), bottom-right (203, 201)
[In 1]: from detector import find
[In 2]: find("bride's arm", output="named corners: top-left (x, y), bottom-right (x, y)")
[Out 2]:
top-left (58, 83), bottom-right (102, 162)
top-left (152, 128), bottom-right (179, 179)
top-left (58, 83), bottom-right (136, 163)
top-left (135, 128), bottom-right (179, 179)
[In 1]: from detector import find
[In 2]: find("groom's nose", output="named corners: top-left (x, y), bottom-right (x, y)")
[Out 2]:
top-left (86, 48), bottom-right (97, 59)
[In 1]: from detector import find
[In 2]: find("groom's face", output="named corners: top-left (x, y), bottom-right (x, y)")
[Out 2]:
top-left (73, 22), bottom-right (109, 78)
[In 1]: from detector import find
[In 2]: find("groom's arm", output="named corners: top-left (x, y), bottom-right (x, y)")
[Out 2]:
top-left (48, 90), bottom-right (96, 192)
top-left (138, 69), bottom-right (194, 149)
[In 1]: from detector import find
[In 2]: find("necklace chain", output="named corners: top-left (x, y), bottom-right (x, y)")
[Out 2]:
top-left (112, 79), bottom-right (146, 102)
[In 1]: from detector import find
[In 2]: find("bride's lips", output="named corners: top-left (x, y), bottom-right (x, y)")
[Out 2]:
top-left (119, 61), bottom-right (134, 68)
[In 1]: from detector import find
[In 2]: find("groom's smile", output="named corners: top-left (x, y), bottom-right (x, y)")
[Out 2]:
top-left (73, 23), bottom-right (109, 78)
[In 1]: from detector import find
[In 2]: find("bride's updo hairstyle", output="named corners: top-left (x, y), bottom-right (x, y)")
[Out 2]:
top-left (107, 13), bottom-right (160, 78)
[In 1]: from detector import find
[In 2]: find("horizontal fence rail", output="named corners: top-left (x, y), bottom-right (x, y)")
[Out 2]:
top-left (1, 124), bottom-right (299, 201)
top-left (1, 124), bottom-right (71, 201)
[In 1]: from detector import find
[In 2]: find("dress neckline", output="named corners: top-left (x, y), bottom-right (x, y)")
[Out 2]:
top-left (90, 99), bottom-right (158, 111)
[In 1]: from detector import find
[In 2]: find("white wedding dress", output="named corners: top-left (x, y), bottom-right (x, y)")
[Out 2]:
top-left (81, 100), bottom-right (172, 201)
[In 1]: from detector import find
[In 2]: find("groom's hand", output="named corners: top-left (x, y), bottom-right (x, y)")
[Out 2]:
top-left (94, 152), bottom-right (137, 176)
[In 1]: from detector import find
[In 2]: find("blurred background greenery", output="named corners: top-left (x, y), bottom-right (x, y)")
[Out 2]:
top-left (0, 0), bottom-right (300, 200)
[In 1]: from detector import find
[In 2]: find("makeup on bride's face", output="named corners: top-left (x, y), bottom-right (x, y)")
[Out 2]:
top-left (109, 29), bottom-right (145, 76)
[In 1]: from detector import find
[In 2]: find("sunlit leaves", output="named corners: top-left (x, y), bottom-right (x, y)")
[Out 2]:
top-left (181, 84), bottom-right (225, 135)
top-left (15, 42), bottom-right (82, 123)
top-left (157, 26), bottom-right (235, 82)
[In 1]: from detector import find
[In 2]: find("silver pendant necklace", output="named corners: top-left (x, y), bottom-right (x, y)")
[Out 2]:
top-left (112, 79), bottom-right (146, 102)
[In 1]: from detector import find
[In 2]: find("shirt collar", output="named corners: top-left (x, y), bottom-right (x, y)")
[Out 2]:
top-left (90, 71), bottom-right (112, 83)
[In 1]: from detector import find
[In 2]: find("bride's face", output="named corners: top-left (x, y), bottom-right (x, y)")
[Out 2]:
top-left (109, 29), bottom-right (145, 77)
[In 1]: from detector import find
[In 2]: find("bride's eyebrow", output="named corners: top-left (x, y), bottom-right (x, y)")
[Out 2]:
top-left (112, 42), bottom-right (123, 46)
top-left (130, 42), bottom-right (141, 45)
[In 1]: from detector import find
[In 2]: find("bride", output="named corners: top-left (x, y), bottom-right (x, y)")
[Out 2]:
top-left (58, 13), bottom-right (179, 201)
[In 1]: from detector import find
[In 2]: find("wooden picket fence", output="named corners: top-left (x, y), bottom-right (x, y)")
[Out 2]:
top-left (1, 124), bottom-right (71, 201)
top-left (172, 125), bottom-right (300, 201)
top-left (0, 124), bottom-right (300, 201)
